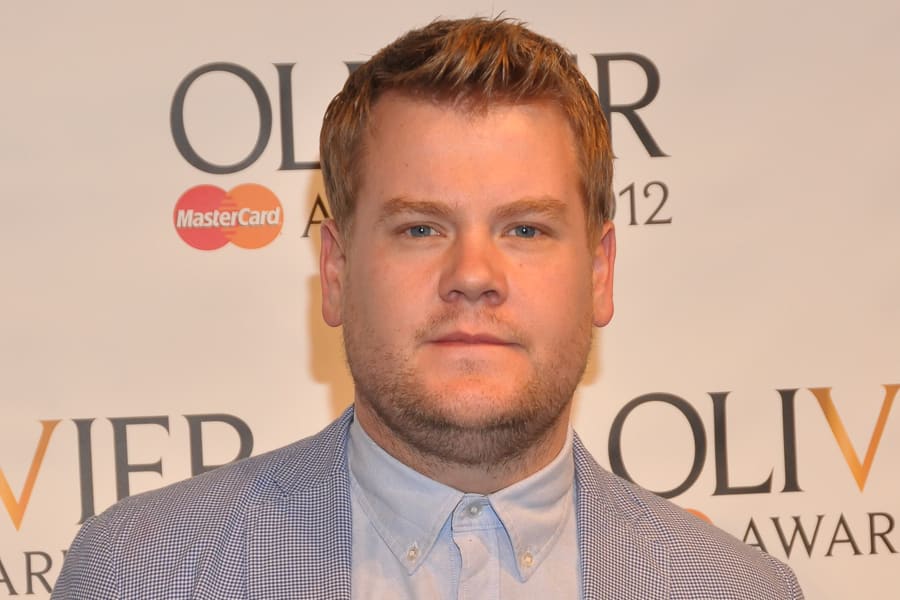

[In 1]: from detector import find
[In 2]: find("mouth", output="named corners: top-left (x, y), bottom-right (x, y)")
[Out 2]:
top-left (429, 332), bottom-right (516, 346)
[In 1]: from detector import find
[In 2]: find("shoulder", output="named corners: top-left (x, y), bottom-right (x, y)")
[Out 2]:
top-left (98, 409), bottom-right (350, 532)
top-left (53, 411), bottom-right (353, 598)
top-left (572, 435), bottom-right (804, 599)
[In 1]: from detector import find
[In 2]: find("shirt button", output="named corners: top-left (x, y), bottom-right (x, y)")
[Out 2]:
top-left (467, 503), bottom-right (481, 516)
top-left (407, 546), bottom-right (419, 561)
top-left (521, 552), bottom-right (534, 568)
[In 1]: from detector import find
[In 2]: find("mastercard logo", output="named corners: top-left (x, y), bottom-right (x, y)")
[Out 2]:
top-left (174, 183), bottom-right (283, 250)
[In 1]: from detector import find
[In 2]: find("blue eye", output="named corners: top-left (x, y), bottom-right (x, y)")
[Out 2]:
top-left (511, 225), bottom-right (538, 238)
top-left (408, 225), bottom-right (435, 237)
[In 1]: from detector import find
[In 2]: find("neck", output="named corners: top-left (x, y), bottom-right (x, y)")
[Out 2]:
top-left (353, 401), bottom-right (571, 494)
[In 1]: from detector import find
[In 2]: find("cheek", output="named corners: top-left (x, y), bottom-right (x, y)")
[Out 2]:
top-left (345, 256), bottom-right (428, 322)
top-left (520, 254), bottom-right (592, 295)
top-left (518, 262), bottom-right (593, 326)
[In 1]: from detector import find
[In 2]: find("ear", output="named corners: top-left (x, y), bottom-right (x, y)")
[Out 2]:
top-left (592, 221), bottom-right (616, 327)
top-left (320, 219), bottom-right (346, 327)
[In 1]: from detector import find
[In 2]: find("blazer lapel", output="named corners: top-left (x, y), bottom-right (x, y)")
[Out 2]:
top-left (574, 436), bottom-right (670, 600)
top-left (247, 411), bottom-right (354, 600)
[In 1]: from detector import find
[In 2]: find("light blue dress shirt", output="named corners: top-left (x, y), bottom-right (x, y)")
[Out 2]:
top-left (348, 417), bottom-right (579, 599)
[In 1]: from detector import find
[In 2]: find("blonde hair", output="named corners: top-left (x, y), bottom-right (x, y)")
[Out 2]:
top-left (320, 17), bottom-right (614, 235)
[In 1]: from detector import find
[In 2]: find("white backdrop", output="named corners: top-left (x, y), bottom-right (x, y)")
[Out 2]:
top-left (1, 1), bottom-right (898, 598)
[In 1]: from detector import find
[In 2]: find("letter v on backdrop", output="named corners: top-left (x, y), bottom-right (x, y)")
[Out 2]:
top-left (0, 421), bottom-right (60, 530)
top-left (812, 385), bottom-right (898, 491)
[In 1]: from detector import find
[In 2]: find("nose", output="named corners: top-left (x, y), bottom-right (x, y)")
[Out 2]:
top-left (438, 231), bottom-right (508, 305)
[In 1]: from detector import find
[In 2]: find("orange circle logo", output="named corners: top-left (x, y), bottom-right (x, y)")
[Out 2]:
top-left (173, 184), bottom-right (283, 250)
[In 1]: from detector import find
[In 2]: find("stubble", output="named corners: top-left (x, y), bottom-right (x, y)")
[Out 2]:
top-left (341, 301), bottom-right (593, 473)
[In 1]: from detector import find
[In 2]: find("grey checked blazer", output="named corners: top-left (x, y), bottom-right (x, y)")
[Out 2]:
top-left (53, 408), bottom-right (804, 599)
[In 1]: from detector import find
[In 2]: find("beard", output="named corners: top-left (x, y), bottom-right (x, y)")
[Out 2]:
top-left (341, 303), bottom-right (593, 470)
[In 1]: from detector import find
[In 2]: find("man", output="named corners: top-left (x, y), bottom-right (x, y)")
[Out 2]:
top-left (53, 18), bottom-right (804, 599)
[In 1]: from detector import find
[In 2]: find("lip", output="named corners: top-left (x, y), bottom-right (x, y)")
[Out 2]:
top-left (429, 332), bottom-right (515, 345)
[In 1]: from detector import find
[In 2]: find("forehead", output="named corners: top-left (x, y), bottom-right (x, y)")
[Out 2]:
top-left (364, 90), bottom-right (572, 142)
top-left (356, 92), bottom-right (582, 212)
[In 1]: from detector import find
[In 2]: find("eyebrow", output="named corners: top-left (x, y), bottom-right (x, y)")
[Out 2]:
top-left (377, 195), bottom-right (569, 224)
top-left (492, 196), bottom-right (569, 222)
top-left (377, 197), bottom-right (454, 223)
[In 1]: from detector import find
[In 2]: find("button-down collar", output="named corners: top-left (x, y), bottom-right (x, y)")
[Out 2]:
top-left (348, 417), bottom-right (575, 581)
top-left (488, 427), bottom-right (574, 580)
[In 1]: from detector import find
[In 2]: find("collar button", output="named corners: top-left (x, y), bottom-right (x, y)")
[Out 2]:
top-left (407, 546), bottom-right (419, 562)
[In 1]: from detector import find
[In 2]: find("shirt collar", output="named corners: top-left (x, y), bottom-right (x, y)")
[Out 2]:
top-left (348, 417), bottom-right (463, 574)
top-left (347, 416), bottom-right (575, 580)
top-left (489, 425), bottom-right (575, 580)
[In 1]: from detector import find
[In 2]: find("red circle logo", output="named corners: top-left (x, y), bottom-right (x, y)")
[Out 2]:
top-left (173, 184), bottom-right (283, 250)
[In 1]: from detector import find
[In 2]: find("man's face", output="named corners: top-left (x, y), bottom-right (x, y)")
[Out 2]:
top-left (320, 92), bottom-right (615, 467)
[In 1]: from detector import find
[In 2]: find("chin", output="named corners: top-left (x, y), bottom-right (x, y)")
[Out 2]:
top-left (419, 387), bottom-right (541, 427)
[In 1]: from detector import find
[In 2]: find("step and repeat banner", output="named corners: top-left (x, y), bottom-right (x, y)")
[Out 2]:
top-left (1, 1), bottom-right (897, 597)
